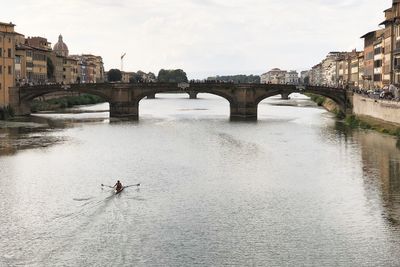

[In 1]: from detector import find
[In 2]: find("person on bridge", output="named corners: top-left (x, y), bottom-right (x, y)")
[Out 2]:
top-left (114, 180), bottom-right (123, 192)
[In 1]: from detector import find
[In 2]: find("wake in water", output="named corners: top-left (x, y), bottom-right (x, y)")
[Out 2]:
top-left (23, 188), bottom-right (141, 266)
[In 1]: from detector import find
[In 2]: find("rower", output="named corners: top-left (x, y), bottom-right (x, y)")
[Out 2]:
top-left (114, 180), bottom-right (123, 191)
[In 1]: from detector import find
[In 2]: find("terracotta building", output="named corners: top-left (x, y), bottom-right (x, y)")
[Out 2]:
top-left (0, 22), bottom-right (17, 108)
top-left (25, 36), bottom-right (52, 84)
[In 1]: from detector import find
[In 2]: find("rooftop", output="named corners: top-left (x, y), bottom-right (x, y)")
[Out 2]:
top-left (0, 22), bottom-right (15, 27)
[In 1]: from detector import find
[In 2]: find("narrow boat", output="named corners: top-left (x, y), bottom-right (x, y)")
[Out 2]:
top-left (115, 187), bottom-right (124, 194)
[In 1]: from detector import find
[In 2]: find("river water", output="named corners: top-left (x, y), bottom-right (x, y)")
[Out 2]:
top-left (1, 94), bottom-right (400, 267)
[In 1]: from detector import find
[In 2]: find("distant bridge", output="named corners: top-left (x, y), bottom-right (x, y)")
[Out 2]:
top-left (9, 83), bottom-right (352, 121)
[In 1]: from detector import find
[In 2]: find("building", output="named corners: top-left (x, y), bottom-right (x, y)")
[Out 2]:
top-left (25, 36), bottom-right (52, 84)
top-left (53, 35), bottom-right (69, 57)
top-left (309, 51), bottom-right (362, 88)
top-left (349, 51), bottom-right (363, 87)
top-left (53, 35), bottom-right (104, 84)
top-left (360, 0), bottom-right (400, 87)
top-left (14, 33), bottom-right (28, 85)
top-left (320, 52), bottom-right (347, 86)
top-left (285, 71), bottom-right (299, 84)
top-left (310, 63), bottom-right (322, 85)
top-left (52, 34), bottom-right (70, 83)
top-left (71, 54), bottom-right (105, 83)
top-left (300, 70), bottom-right (310, 84)
top-left (0, 22), bottom-right (17, 108)
top-left (260, 68), bottom-right (287, 84)
top-left (361, 30), bottom-right (382, 90)
top-left (358, 52), bottom-right (365, 89)
top-left (63, 57), bottom-right (78, 84)
top-left (121, 71), bottom-right (134, 83)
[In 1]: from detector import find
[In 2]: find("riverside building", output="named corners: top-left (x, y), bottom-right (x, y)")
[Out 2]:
top-left (0, 22), bottom-right (17, 108)
top-left (260, 68), bottom-right (289, 84)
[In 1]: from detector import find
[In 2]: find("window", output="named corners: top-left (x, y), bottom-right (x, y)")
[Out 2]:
top-left (0, 65), bottom-right (2, 74)
top-left (8, 66), bottom-right (12, 75)
top-left (374, 60), bottom-right (382, 68)
top-left (8, 38), bottom-right (10, 43)
top-left (8, 48), bottom-right (11, 58)
top-left (395, 57), bottom-right (400, 67)
top-left (374, 74), bottom-right (382, 81)
top-left (0, 83), bottom-right (2, 89)
top-left (0, 49), bottom-right (2, 57)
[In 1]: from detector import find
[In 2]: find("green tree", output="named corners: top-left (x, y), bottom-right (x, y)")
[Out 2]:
top-left (129, 73), bottom-right (143, 83)
top-left (108, 69), bottom-right (122, 82)
top-left (47, 57), bottom-right (55, 80)
top-left (207, 75), bottom-right (260, 83)
top-left (157, 69), bottom-right (188, 83)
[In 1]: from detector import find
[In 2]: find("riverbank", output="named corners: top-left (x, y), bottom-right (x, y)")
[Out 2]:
top-left (0, 106), bottom-right (14, 120)
top-left (350, 94), bottom-right (400, 137)
top-left (306, 93), bottom-right (400, 137)
top-left (306, 93), bottom-right (343, 118)
top-left (31, 94), bottom-right (105, 112)
top-left (345, 115), bottom-right (400, 137)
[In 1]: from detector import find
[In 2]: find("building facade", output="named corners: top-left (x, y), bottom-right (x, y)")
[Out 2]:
top-left (0, 22), bottom-right (16, 108)
top-left (260, 68), bottom-right (288, 84)
top-left (285, 71), bottom-right (299, 84)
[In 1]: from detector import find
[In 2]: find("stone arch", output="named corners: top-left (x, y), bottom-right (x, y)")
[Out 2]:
top-left (255, 89), bottom-right (289, 106)
top-left (303, 87), bottom-right (349, 113)
top-left (16, 84), bottom-right (114, 116)
top-left (133, 86), bottom-right (236, 120)
top-left (20, 87), bottom-right (113, 103)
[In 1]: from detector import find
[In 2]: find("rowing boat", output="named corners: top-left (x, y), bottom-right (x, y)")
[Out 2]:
top-left (115, 187), bottom-right (124, 194)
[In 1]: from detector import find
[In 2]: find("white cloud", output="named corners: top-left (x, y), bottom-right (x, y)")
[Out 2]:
top-left (4, 0), bottom-right (391, 78)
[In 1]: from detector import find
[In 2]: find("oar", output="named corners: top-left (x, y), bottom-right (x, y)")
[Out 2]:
top-left (101, 184), bottom-right (114, 188)
top-left (125, 183), bottom-right (141, 188)
top-left (125, 184), bottom-right (140, 188)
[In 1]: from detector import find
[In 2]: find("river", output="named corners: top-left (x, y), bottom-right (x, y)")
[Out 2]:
top-left (0, 94), bottom-right (400, 267)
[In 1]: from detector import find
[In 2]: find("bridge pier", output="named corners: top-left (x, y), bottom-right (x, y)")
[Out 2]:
top-left (188, 91), bottom-right (198, 99)
top-left (11, 101), bottom-right (31, 116)
top-left (281, 92), bottom-right (291, 100)
top-left (147, 93), bottom-right (156, 99)
top-left (9, 88), bottom-right (31, 116)
top-left (110, 102), bottom-right (139, 120)
top-left (230, 102), bottom-right (258, 121)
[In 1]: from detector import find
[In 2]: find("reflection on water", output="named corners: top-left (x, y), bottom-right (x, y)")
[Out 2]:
top-left (355, 130), bottom-right (400, 226)
top-left (1, 94), bottom-right (400, 266)
top-left (0, 119), bottom-right (64, 156)
top-left (325, 121), bottom-right (400, 227)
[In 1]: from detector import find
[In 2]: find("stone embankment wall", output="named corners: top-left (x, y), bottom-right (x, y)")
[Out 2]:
top-left (322, 98), bottom-right (339, 113)
top-left (353, 94), bottom-right (400, 125)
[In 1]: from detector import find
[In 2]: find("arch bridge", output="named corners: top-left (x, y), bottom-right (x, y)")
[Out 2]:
top-left (9, 83), bottom-right (352, 121)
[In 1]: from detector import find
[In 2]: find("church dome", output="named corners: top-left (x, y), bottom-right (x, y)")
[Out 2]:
top-left (53, 34), bottom-right (69, 57)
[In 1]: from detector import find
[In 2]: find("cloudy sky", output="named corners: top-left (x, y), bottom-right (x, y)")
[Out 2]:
top-left (4, 0), bottom-right (390, 78)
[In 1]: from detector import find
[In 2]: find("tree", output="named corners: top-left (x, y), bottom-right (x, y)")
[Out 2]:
top-left (157, 69), bottom-right (188, 83)
top-left (47, 57), bottom-right (55, 80)
top-left (129, 73), bottom-right (143, 83)
top-left (207, 75), bottom-right (260, 83)
top-left (108, 69), bottom-right (122, 82)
